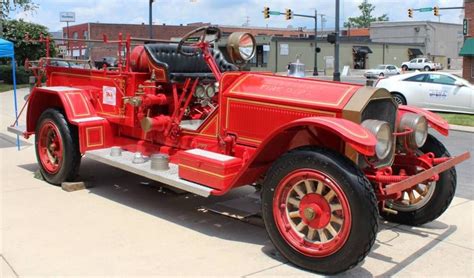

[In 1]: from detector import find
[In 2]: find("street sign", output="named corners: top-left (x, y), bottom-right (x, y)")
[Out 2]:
top-left (464, 19), bottom-right (469, 36)
top-left (419, 7), bottom-right (433, 12)
top-left (60, 12), bottom-right (75, 22)
top-left (269, 11), bottom-right (280, 15)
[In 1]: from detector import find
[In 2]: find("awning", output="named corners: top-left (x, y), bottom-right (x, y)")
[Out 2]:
top-left (408, 48), bottom-right (423, 56)
top-left (459, 38), bottom-right (474, 56)
top-left (353, 46), bottom-right (373, 54)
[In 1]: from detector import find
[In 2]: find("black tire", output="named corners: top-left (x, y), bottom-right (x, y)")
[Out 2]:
top-left (391, 92), bottom-right (407, 105)
top-left (382, 135), bottom-right (457, 226)
top-left (35, 108), bottom-right (81, 185)
top-left (424, 66), bottom-right (431, 71)
top-left (379, 73), bottom-right (384, 78)
top-left (402, 65), bottom-right (408, 71)
top-left (262, 148), bottom-right (378, 275)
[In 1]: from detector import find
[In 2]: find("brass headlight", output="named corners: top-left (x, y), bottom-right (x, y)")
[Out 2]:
top-left (362, 119), bottom-right (394, 160)
top-left (227, 32), bottom-right (256, 63)
top-left (399, 113), bottom-right (428, 150)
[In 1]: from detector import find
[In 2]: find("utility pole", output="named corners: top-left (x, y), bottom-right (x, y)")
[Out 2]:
top-left (313, 9), bottom-right (318, 76)
top-left (334, 0), bottom-right (340, 81)
top-left (149, 0), bottom-right (154, 39)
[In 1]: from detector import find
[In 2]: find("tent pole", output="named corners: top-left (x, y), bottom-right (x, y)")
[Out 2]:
top-left (12, 54), bottom-right (20, 150)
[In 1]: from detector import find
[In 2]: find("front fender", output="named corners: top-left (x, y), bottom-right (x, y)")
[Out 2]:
top-left (398, 105), bottom-right (449, 136)
top-left (277, 117), bottom-right (377, 156)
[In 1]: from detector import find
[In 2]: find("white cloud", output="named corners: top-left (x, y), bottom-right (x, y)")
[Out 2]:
top-left (10, 0), bottom-right (465, 32)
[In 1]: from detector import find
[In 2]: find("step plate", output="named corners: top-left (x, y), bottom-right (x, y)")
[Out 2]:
top-left (7, 125), bottom-right (26, 136)
top-left (85, 148), bottom-right (213, 197)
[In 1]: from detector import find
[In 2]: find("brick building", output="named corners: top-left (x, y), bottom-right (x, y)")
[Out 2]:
top-left (61, 22), bottom-right (307, 61)
top-left (460, 0), bottom-right (474, 82)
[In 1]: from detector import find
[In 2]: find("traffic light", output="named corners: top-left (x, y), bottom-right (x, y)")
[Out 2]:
top-left (263, 7), bottom-right (270, 19)
top-left (285, 8), bottom-right (293, 20)
top-left (408, 8), bottom-right (413, 18)
top-left (434, 6), bottom-right (439, 16)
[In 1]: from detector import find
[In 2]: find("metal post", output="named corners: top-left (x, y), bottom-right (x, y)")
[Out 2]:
top-left (66, 21), bottom-right (70, 57)
top-left (313, 9), bottom-right (318, 76)
top-left (149, 0), bottom-right (153, 39)
top-left (333, 0), bottom-right (341, 81)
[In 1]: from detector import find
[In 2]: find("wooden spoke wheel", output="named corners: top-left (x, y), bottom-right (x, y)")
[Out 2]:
top-left (35, 109), bottom-right (81, 185)
top-left (382, 134), bottom-right (457, 226)
top-left (262, 148), bottom-right (378, 275)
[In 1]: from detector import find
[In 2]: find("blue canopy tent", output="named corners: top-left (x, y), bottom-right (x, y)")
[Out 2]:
top-left (0, 38), bottom-right (20, 150)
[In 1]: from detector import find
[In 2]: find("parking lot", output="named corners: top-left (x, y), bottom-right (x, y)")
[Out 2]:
top-left (1, 89), bottom-right (473, 276)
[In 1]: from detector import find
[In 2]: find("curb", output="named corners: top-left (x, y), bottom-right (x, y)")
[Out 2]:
top-left (450, 124), bottom-right (474, 133)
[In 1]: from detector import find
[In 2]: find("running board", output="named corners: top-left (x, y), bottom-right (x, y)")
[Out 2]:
top-left (85, 148), bottom-right (214, 197)
top-left (7, 125), bottom-right (27, 136)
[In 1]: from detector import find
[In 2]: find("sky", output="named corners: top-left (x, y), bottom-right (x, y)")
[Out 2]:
top-left (10, 0), bottom-right (466, 32)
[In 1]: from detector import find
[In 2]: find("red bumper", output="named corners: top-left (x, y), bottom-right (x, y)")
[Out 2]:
top-left (383, 152), bottom-right (470, 195)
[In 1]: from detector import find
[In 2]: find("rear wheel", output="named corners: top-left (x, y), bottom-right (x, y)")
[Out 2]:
top-left (391, 93), bottom-right (407, 105)
top-left (424, 66), bottom-right (431, 71)
top-left (35, 109), bottom-right (81, 185)
top-left (262, 148), bottom-right (378, 275)
top-left (402, 65), bottom-right (408, 71)
top-left (382, 135), bottom-right (457, 226)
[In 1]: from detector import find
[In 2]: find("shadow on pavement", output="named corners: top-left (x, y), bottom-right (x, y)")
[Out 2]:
top-left (0, 133), bottom-right (31, 149)
top-left (16, 157), bottom-right (462, 276)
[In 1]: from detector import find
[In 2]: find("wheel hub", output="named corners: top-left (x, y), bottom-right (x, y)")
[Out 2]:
top-left (299, 194), bottom-right (331, 229)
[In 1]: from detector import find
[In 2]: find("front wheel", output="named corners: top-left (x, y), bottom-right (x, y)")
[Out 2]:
top-left (262, 148), bottom-right (378, 275)
top-left (402, 65), bottom-right (408, 71)
top-left (382, 135), bottom-right (457, 226)
top-left (35, 109), bottom-right (81, 185)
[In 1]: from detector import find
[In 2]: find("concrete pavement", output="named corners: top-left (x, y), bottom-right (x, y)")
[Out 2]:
top-left (1, 88), bottom-right (473, 276)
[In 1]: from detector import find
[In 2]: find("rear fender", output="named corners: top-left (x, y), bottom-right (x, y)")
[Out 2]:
top-left (27, 87), bottom-right (112, 153)
top-left (398, 105), bottom-right (449, 136)
top-left (212, 117), bottom-right (377, 195)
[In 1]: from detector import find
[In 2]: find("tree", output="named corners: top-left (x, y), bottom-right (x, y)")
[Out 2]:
top-left (344, 0), bottom-right (389, 28)
top-left (2, 19), bottom-right (56, 64)
top-left (1, 0), bottom-right (38, 36)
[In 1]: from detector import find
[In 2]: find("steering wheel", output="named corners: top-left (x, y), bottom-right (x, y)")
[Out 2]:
top-left (177, 26), bottom-right (222, 57)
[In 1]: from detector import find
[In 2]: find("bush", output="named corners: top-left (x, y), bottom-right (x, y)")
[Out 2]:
top-left (0, 65), bottom-right (31, 84)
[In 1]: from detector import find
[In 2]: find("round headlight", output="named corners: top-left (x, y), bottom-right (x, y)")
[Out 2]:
top-left (399, 113), bottom-right (428, 149)
top-left (362, 120), bottom-right (394, 160)
top-left (227, 32), bottom-right (256, 63)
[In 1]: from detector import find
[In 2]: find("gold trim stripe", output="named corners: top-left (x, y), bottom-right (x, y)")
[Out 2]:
top-left (179, 164), bottom-right (237, 179)
top-left (64, 92), bottom-right (91, 117)
top-left (85, 126), bottom-right (104, 148)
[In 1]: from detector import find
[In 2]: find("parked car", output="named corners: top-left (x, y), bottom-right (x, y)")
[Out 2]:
top-left (376, 72), bottom-right (474, 114)
top-left (401, 58), bottom-right (442, 71)
top-left (94, 56), bottom-right (118, 69)
top-left (364, 64), bottom-right (400, 79)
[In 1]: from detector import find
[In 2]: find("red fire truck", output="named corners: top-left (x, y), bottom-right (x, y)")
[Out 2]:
top-left (10, 26), bottom-right (470, 274)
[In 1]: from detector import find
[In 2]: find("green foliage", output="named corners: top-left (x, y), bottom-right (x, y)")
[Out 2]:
top-left (344, 0), bottom-right (389, 28)
top-left (0, 0), bottom-right (38, 20)
top-left (0, 64), bottom-right (31, 84)
top-left (1, 19), bottom-right (56, 64)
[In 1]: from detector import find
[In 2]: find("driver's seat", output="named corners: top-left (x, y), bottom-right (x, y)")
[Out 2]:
top-left (144, 44), bottom-right (238, 81)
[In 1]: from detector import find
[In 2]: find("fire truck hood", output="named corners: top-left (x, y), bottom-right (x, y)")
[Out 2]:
top-left (225, 74), bottom-right (362, 112)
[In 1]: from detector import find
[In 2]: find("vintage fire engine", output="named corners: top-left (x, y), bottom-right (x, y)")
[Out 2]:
top-left (10, 26), bottom-right (470, 274)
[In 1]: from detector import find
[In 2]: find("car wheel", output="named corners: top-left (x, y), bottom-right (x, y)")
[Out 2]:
top-left (424, 66), bottom-right (431, 71)
top-left (35, 108), bottom-right (81, 185)
top-left (391, 93), bottom-right (407, 105)
top-left (402, 65), bottom-right (408, 71)
top-left (379, 73), bottom-right (384, 78)
top-left (262, 148), bottom-right (378, 274)
top-left (382, 135), bottom-right (457, 226)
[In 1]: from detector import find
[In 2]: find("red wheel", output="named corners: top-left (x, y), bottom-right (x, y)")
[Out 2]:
top-left (35, 109), bottom-right (81, 185)
top-left (262, 148), bottom-right (378, 274)
top-left (273, 170), bottom-right (351, 257)
top-left (37, 121), bottom-right (64, 174)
